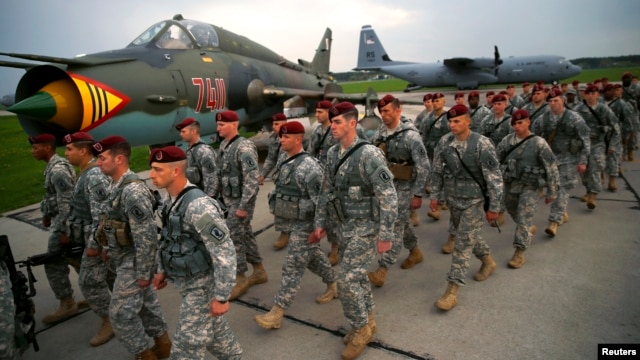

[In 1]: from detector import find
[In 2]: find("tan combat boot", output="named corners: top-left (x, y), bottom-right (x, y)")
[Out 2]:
top-left (367, 266), bottom-right (387, 287)
top-left (434, 282), bottom-right (459, 311)
top-left (441, 234), bottom-right (455, 254)
top-left (608, 176), bottom-right (617, 192)
top-left (77, 299), bottom-right (90, 308)
top-left (341, 325), bottom-right (373, 360)
top-left (508, 248), bottom-right (526, 269)
top-left (42, 296), bottom-right (78, 324)
top-left (400, 247), bottom-right (423, 269)
top-left (89, 316), bottom-right (115, 347)
top-left (272, 232), bottom-right (289, 250)
top-left (151, 331), bottom-right (171, 359)
top-left (491, 212), bottom-right (505, 227)
top-left (344, 312), bottom-right (376, 345)
top-left (440, 203), bottom-right (449, 211)
top-left (229, 273), bottom-right (249, 300)
top-left (629, 149), bottom-right (635, 161)
top-left (427, 208), bottom-right (441, 221)
top-left (315, 282), bottom-right (338, 304)
top-left (410, 210), bottom-right (420, 227)
top-left (545, 221), bottom-right (559, 237)
top-left (248, 263), bottom-right (268, 286)
top-left (254, 304), bottom-right (285, 329)
top-left (586, 192), bottom-right (596, 210)
top-left (530, 225), bottom-right (537, 235)
top-left (559, 212), bottom-right (569, 226)
top-left (135, 349), bottom-right (157, 360)
top-left (580, 193), bottom-right (589, 202)
top-left (473, 255), bottom-right (496, 281)
top-left (328, 242), bottom-right (340, 266)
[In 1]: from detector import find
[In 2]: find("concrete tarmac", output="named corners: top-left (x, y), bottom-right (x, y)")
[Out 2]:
top-left (3, 104), bottom-right (640, 360)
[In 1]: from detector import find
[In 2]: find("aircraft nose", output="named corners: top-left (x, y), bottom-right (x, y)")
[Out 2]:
top-left (571, 64), bottom-right (582, 76)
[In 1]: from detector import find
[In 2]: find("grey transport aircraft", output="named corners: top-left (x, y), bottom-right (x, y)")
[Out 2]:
top-left (355, 25), bottom-right (582, 91)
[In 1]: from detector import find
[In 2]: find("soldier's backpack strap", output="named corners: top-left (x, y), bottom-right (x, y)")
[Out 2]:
top-left (500, 134), bottom-right (536, 165)
top-left (529, 103), bottom-right (548, 120)
top-left (427, 113), bottom-right (446, 134)
top-left (333, 141), bottom-right (369, 177)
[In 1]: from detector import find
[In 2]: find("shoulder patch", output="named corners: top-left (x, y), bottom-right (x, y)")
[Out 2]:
top-left (130, 205), bottom-right (146, 221)
top-left (241, 153), bottom-right (258, 171)
top-left (379, 169), bottom-right (392, 183)
top-left (195, 213), bottom-right (228, 245)
top-left (56, 179), bottom-right (70, 191)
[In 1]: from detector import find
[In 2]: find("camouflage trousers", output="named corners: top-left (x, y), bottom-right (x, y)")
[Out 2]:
top-left (379, 188), bottom-right (416, 268)
top-left (79, 250), bottom-right (116, 318)
top-left (447, 201), bottom-right (490, 286)
top-left (171, 274), bottom-right (242, 360)
top-left (550, 163), bottom-right (578, 223)
top-left (622, 126), bottom-right (637, 153)
top-left (580, 144), bottom-right (606, 193)
top-left (45, 230), bottom-right (79, 300)
top-left (505, 187), bottom-right (539, 250)
top-left (109, 250), bottom-right (168, 355)
top-left (605, 147), bottom-right (621, 177)
top-left (0, 263), bottom-right (18, 360)
top-left (274, 231), bottom-right (337, 309)
top-left (338, 230), bottom-right (377, 329)
top-left (225, 198), bottom-right (261, 274)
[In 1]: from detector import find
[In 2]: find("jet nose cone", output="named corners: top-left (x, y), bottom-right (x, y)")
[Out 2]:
top-left (571, 65), bottom-right (582, 76)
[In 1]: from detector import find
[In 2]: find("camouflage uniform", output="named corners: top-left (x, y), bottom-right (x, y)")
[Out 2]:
top-left (608, 98), bottom-right (635, 175)
top-left (480, 113), bottom-right (513, 146)
top-left (215, 136), bottom-right (261, 274)
top-left (73, 165), bottom-right (114, 318)
top-left (521, 102), bottom-right (549, 126)
top-left (370, 121), bottom-right (429, 268)
top-left (260, 132), bottom-right (282, 180)
top-left (419, 111), bottom-right (450, 161)
top-left (620, 86), bottom-right (640, 155)
top-left (41, 154), bottom-right (76, 300)
top-left (430, 133), bottom-right (503, 285)
top-left (532, 110), bottom-right (591, 223)
top-left (158, 186), bottom-right (242, 360)
top-left (574, 102), bottom-right (621, 194)
top-left (510, 94), bottom-right (526, 109)
top-left (105, 170), bottom-right (168, 355)
top-left (504, 104), bottom-right (518, 116)
top-left (565, 98), bottom-right (580, 110)
top-left (315, 137), bottom-right (397, 329)
top-left (0, 262), bottom-right (18, 360)
top-left (497, 134), bottom-right (559, 249)
top-left (268, 151), bottom-right (337, 308)
top-left (414, 109), bottom-right (429, 130)
top-left (185, 139), bottom-right (218, 196)
top-left (469, 105), bottom-right (491, 133)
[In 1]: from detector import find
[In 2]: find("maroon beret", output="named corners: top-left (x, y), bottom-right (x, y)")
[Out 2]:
top-left (329, 102), bottom-right (358, 121)
top-left (603, 84), bottom-right (615, 92)
top-left (491, 94), bottom-right (507, 103)
top-left (92, 135), bottom-right (128, 155)
top-left (536, 80), bottom-right (544, 85)
top-left (377, 94), bottom-right (397, 110)
top-left (446, 104), bottom-right (469, 120)
top-left (560, 83), bottom-right (568, 87)
top-left (543, 87), bottom-right (551, 92)
top-left (485, 91), bottom-right (495, 97)
top-left (423, 94), bottom-right (433, 101)
top-left (149, 146), bottom-right (186, 165)
top-left (271, 113), bottom-right (287, 122)
top-left (593, 79), bottom-right (602, 84)
top-left (432, 92), bottom-right (445, 100)
top-left (499, 90), bottom-right (508, 96)
top-left (532, 85), bottom-right (544, 93)
top-left (506, 84), bottom-right (515, 89)
top-left (279, 121), bottom-right (305, 136)
top-left (511, 109), bottom-right (530, 125)
top-left (546, 89), bottom-right (564, 101)
top-left (316, 100), bottom-right (333, 109)
top-left (468, 91), bottom-right (480, 99)
top-left (522, 82), bottom-right (530, 87)
top-left (602, 77), bottom-right (608, 82)
top-left (216, 110), bottom-right (239, 123)
top-left (28, 133), bottom-right (56, 145)
top-left (63, 132), bottom-right (94, 145)
top-left (175, 117), bottom-right (198, 130)
top-left (572, 80), bottom-right (580, 85)
top-left (454, 92), bottom-right (465, 99)
top-left (614, 84), bottom-right (623, 89)
top-left (584, 85), bottom-right (599, 94)
top-left (622, 72), bottom-right (633, 80)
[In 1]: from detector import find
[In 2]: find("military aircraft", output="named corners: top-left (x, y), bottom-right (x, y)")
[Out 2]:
top-left (355, 25), bottom-right (582, 91)
top-left (0, 14), bottom-right (376, 146)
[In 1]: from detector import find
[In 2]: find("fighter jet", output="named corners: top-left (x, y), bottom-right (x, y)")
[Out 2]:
top-left (0, 14), bottom-right (372, 146)
top-left (355, 25), bottom-right (582, 91)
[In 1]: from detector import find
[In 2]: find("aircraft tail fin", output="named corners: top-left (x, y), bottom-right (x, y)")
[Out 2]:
top-left (305, 27), bottom-right (332, 75)
top-left (355, 25), bottom-right (397, 70)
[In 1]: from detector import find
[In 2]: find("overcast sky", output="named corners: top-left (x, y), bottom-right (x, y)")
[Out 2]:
top-left (1, 0), bottom-right (640, 96)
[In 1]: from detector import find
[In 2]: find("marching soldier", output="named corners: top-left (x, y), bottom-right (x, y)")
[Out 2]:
top-left (621, 72), bottom-right (640, 160)
top-left (255, 121), bottom-right (338, 330)
top-left (175, 118), bottom-right (218, 196)
top-left (468, 91), bottom-right (491, 133)
top-left (521, 85), bottom-right (549, 126)
top-left (214, 110), bottom-right (267, 300)
top-left (313, 102), bottom-right (398, 360)
top-left (604, 84), bottom-right (632, 191)
top-left (150, 146), bottom-right (242, 360)
top-left (506, 84), bottom-right (526, 109)
top-left (91, 136), bottom-right (171, 360)
top-left (430, 105), bottom-right (503, 311)
top-left (63, 132), bottom-right (115, 346)
top-left (415, 93), bottom-right (433, 129)
top-left (496, 110), bottom-right (559, 269)
top-left (480, 93), bottom-right (513, 146)
top-left (368, 95), bottom-right (429, 287)
top-left (521, 82), bottom-right (532, 103)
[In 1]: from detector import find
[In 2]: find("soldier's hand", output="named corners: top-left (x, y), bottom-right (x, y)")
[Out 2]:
top-left (410, 196), bottom-right (422, 210)
top-left (42, 217), bottom-right (51, 228)
top-left (307, 232), bottom-right (320, 244)
top-left (429, 199), bottom-right (439, 213)
top-left (137, 279), bottom-right (152, 288)
top-left (577, 164), bottom-right (587, 174)
top-left (259, 176), bottom-right (265, 185)
top-left (153, 273), bottom-right (167, 290)
top-left (86, 248), bottom-right (99, 257)
top-left (236, 209), bottom-right (248, 219)
top-left (545, 197), bottom-right (556, 204)
top-left (486, 211), bottom-right (498, 223)
top-left (313, 228), bottom-right (326, 241)
top-left (60, 232), bottom-right (70, 245)
top-left (377, 240), bottom-right (392, 254)
top-left (210, 300), bottom-right (229, 316)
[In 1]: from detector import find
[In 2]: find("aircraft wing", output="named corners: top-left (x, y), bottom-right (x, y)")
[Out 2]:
top-left (0, 52), bottom-right (136, 67)
top-left (0, 60), bottom-right (37, 69)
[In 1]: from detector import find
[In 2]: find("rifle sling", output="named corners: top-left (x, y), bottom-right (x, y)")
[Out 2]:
top-left (500, 134), bottom-right (536, 165)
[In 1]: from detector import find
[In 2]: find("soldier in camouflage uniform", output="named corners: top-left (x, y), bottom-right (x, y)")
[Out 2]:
top-left (507, 84), bottom-right (526, 109)
top-left (214, 110), bottom-right (267, 300)
top-left (621, 72), bottom-right (640, 160)
top-left (308, 100), bottom-right (341, 265)
top-left (255, 121), bottom-right (338, 330)
top-left (313, 102), bottom-right (397, 360)
top-left (368, 95), bottom-right (429, 288)
top-left (565, 89), bottom-right (580, 110)
top-left (414, 93), bottom-right (433, 130)
top-left (521, 82), bottom-right (532, 103)
top-left (92, 136), bottom-right (171, 360)
top-left (496, 110), bottom-right (559, 269)
top-left (522, 85), bottom-right (550, 126)
top-left (480, 94), bottom-right (513, 147)
top-left (29, 134), bottom-right (81, 324)
top-left (430, 105), bottom-right (503, 312)
top-left (574, 85), bottom-right (621, 209)
top-left (604, 84), bottom-right (632, 191)
top-left (150, 146), bottom-right (242, 360)
top-left (0, 261), bottom-right (18, 360)
top-left (260, 113), bottom-right (290, 250)
top-left (532, 90), bottom-right (591, 237)
top-left (63, 132), bottom-right (115, 347)
top-left (175, 118), bottom-right (218, 196)
top-left (419, 92), bottom-right (449, 221)
top-left (468, 91), bottom-right (491, 133)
